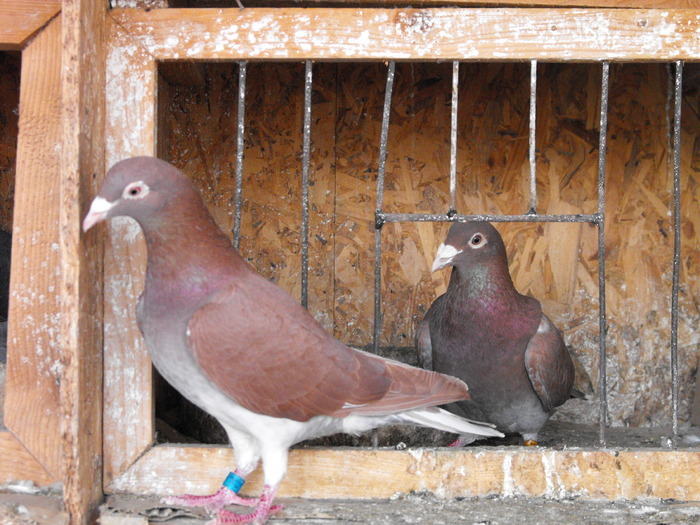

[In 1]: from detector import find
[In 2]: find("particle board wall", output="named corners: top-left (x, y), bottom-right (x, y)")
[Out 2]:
top-left (158, 61), bottom-right (699, 429)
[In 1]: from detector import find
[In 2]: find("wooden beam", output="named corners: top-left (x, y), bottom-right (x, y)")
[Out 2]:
top-left (4, 13), bottom-right (63, 481)
top-left (102, 17), bottom-right (157, 488)
top-left (0, 0), bottom-right (61, 51)
top-left (60, 0), bottom-right (108, 523)
top-left (109, 445), bottom-right (700, 501)
top-left (304, 0), bottom-right (700, 6)
top-left (110, 7), bottom-right (700, 62)
top-left (0, 431), bottom-right (54, 486)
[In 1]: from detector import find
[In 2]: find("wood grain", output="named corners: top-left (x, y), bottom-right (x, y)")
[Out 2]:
top-left (4, 14), bottom-right (63, 480)
top-left (60, 0), bottom-right (109, 522)
top-left (0, 0), bottom-right (61, 51)
top-left (111, 8), bottom-right (700, 61)
top-left (102, 18), bottom-right (157, 488)
top-left (0, 431), bottom-right (54, 485)
top-left (109, 445), bottom-right (700, 502)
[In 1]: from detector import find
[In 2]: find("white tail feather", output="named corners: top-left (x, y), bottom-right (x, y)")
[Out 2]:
top-left (398, 407), bottom-right (504, 442)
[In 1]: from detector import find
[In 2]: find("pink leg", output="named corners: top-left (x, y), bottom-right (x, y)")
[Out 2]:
top-left (209, 484), bottom-right (283, 524)
top-left (448, 437), bottom-right (471, 447)
top-left (162, 471), bottom-right (258, 512)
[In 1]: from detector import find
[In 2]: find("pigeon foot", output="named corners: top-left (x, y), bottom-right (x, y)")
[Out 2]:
top-left (209, 484), bottom-right (282, 524)
top-left (162, 486), bottom-right (259, 513)
top-left (523, 439), bottom-right (538, 446)
top-left (209, 504), bottom-right (283, 524)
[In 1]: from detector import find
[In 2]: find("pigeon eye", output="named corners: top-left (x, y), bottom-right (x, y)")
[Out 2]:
top-left (123, 181), bottom-right (150, 200)
top-left (471, 234), bottom-right (483, 245)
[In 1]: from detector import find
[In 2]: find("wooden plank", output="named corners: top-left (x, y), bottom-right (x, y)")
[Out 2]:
top-left (0, 431), bottom-right (54, 485)
top-left (111, 8), bottom-right (700, 62)
top-left (109, 445), bottom-right (700, 501)
top-left (0, 0), bottom-right (61, 51)
top-left (60, 0), bottom-right (109, 522)
top-left (4, 14), bottom-right (63, 480)
top-left (102, 19), bottom-right (157, 487)
top-left (113, 1), bottom-right (700, 10)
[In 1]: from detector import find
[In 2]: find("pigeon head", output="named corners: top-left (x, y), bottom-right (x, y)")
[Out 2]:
top-left (82, 156), bottom-right (194, 232)
top-left (431, 221), bottom-right (507, 273)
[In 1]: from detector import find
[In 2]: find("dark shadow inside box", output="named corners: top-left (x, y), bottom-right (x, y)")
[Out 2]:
top-left (0, 51), bottom-right (20, 432)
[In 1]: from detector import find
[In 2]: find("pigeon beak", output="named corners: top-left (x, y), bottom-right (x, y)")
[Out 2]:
top-left (82, 197), bottom-right (116, 232)
top-left (431, 243), bottom-right (463, 272)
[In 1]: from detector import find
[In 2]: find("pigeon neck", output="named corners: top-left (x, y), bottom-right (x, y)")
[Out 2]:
top-left (139, 200), bottom-right (246, 298)
top-left (450, 257), bottom-right (517, 304)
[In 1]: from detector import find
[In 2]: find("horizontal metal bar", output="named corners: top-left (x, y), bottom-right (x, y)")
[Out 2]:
top-left (377, 212), bottom-right (602, 225)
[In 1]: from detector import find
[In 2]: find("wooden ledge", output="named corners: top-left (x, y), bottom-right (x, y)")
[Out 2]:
top-left (110, 7), bottom-right (700, 62)
top-left (108, 445), bottom-right (700, 502)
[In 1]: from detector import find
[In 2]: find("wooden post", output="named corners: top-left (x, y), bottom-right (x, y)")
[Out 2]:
top-left (60, 0), bottom-right (108, 522)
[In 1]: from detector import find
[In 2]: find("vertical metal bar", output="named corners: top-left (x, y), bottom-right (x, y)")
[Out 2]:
top-left (232, 61), bottom-right (247, 251)
top-left (528, 60), bottom-right (538, 214)
top-left (597, 61), bottom-right (610, 447)
top-left (671, 60), bottom-right (683, 448)
top-left (301, 60), bottom-right (313, 309)
top-left (373, 60), bottom-right (396, 354)
top-left (449, 61), bottom-right (459, 214)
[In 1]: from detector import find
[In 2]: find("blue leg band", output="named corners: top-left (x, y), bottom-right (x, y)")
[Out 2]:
top-left (223, 472), bottom-right (245, 493)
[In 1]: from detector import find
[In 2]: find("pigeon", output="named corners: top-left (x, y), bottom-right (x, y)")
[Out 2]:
top-left (83, 157), bottom-right (503, 525)
top-left (417, 221), bottom-right (576, 446)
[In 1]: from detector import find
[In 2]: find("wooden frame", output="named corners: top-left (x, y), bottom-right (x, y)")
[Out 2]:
top-left (1, 1), bottom-right (106, 524)
top-left (103, 6), bottom-right (700, 503)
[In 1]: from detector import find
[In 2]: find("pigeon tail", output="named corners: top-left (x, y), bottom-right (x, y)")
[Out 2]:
top-left (398, 406), bottom-right (504, 441)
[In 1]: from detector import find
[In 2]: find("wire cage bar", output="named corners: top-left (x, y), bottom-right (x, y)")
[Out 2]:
top-left (671, 60), bottom-right (683, 448)
top-left (232, 61), bottom-right (247, 251)
top-left (301, 60), bottom-right (313, 309)
top-left (373, 60), bottom-right (396, 354)
top-left (596, 61), bottom-right (610, 446)
top-left (529, 59), bottom-right (538, 214)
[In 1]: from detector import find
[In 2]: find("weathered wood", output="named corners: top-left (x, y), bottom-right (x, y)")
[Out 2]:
top-left (0, 0), bottom-right (61, 51)
top-left (102, 18), bottom-right (157, 488)
top-left (113, 0), bottom-right (700, 10)
top-left (0, 432), bottom-right (54, 485)
top-left (109, 445), bottom-right (700, 502)
top-left (110, 8), bottom-right (700, 62)
top-left (4, 14), bottom-right (63, 480)
top-left (60, 0), bottom-right (109, 521)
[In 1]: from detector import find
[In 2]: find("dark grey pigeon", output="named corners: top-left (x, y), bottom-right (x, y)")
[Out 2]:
top-left (417, 222), bottom-right (576, 446)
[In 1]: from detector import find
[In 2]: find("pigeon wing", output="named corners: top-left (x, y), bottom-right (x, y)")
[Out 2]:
top-left (187, 276), bottom-right (394, 422)
top-left (524, 314), bottom-right (575, 412)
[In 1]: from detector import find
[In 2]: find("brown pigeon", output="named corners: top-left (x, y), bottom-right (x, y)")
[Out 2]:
top-left (83, 157), bottom-right (502, 524)
top-left (417, 222), bottom-right (576, 447)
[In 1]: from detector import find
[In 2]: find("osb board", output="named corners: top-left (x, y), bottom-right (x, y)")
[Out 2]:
top-left (0, 52), bottom-right (19, 233)
top-left (159, 62), bottom-right (700, 429)
top-left (109, 445), bottom-right (700, 502)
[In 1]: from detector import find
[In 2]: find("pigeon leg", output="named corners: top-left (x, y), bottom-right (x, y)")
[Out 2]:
top-left (211, 484), bottom-right (283, 524)
top-left (522, 432), bottom-right (538, 447)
